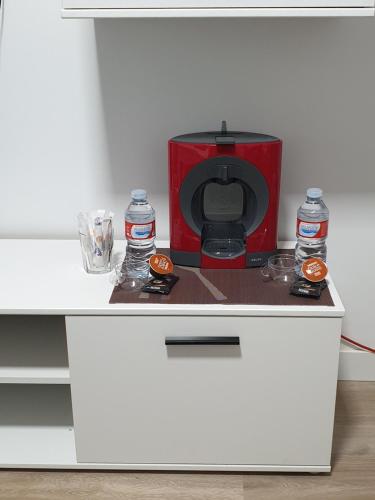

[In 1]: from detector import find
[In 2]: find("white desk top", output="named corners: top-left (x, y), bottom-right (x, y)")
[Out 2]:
top-left (0, 239), bottom-right (344, 317)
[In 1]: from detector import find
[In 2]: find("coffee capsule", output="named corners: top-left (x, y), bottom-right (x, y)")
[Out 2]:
top-left (149, 253), bottom-right (174, 278)
top-left (301, 257), bottom-right (328, 283)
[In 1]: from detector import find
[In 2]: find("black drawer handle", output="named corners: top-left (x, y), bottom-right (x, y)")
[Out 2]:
top-left (165, 336), bottom-right (240, 346)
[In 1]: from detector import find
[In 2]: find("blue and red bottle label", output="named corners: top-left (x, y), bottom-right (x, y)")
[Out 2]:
top-left (125, 221), bottom-right (156, 240)
top-left (297, 219), bottom-right (328, 239)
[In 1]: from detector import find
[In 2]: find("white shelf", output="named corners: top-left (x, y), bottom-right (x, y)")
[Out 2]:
top-left (61, 7), bottom-right (374, 17)
top-left (0, 240), bottom-right (344, 318)
top-left (61, 0), bottom-right (374, 17)
top-left (0, 385), bottom-right (76, 468)
top-left (0, 315), bottom-right (70, 385)
top-left (0, 426), bottom-right (76, 468)
top-left (0, 367), bottom-right (70, 384)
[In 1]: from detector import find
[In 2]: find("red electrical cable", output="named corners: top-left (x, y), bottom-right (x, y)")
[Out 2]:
top-left (341, 335), bottom-right (375, 354)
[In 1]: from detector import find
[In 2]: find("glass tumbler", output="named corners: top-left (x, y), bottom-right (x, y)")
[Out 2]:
top-left (261, 253), bottom-right (296, 285)
top-left (78, 210), bottom-right (114, 274)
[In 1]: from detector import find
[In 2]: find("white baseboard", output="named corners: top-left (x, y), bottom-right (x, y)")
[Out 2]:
top-left (339, 342), bottom-right (375, 381)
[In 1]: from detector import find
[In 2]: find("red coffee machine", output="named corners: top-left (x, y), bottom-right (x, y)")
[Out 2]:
top-left (168, 122), bottom-right (282, 269)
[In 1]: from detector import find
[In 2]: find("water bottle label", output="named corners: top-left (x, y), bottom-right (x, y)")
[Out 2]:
top-left (125, 221), bottom-right (155, 240)
top-left (297, 219), bottom-right (328, 239)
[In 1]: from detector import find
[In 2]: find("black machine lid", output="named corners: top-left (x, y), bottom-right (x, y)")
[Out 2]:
top-left (170, 121), bottom-right (280, 145)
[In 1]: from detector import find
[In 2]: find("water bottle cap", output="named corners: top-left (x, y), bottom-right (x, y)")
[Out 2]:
top-left (306, 188), bottom-right (323, 199)
top-left (131, 189), bottom-right (147, 201)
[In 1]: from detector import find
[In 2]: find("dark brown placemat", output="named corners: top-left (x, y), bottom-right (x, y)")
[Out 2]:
top-left (109, 249), bottom-right (334, 307)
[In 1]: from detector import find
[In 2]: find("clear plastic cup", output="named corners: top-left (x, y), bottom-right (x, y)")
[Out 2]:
top-left (111, 261), bottom-right (146, 291)
top-left (78, 210), bottom-right (114, 274)
top-left (261, 254), bottom-right (296, 285)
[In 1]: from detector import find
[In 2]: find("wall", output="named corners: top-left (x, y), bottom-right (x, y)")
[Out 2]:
top-left (1, 0), bottom-right (374, 345)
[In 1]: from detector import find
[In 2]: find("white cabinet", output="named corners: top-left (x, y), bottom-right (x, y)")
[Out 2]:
top-left (66, 315), bottom-right (342, 471)
top-left (0, 240), bottom-right (345, 471)
top-left (62, 0), bottom-right (375, 16)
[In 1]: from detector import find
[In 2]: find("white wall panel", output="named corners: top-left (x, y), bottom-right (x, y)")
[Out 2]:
top-left (0, 1), bottom-right (374, 345)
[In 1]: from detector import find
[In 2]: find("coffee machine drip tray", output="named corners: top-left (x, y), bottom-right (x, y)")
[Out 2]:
top-left (202, 239), bottom-right (245, 259)
top-left (201, 223), bottom-right (246, 259)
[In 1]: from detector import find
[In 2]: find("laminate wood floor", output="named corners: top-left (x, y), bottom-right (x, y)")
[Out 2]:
top-left (0, 382), bottom-right (374, 500)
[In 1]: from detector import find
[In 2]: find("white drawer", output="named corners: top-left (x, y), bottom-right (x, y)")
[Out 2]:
top-left (66, 315), bottom-right (341, 467)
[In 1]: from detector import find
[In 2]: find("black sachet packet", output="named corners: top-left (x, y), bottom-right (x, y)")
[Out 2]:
top-left (141, 274), bottom-right (179, 295)
top-left (290, 277), bottom-right (327, 299)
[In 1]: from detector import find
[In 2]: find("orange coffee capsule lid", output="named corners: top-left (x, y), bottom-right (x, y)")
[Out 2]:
top-left (302, 258), bottom-right (328, 282)
top-left (149, 253), bottom-right (174, 276)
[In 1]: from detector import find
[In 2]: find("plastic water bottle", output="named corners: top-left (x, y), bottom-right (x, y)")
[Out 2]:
top-left (124, 189), bottom-right (156, 279)
top-left (295, 188), bottom-right (329, 276)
